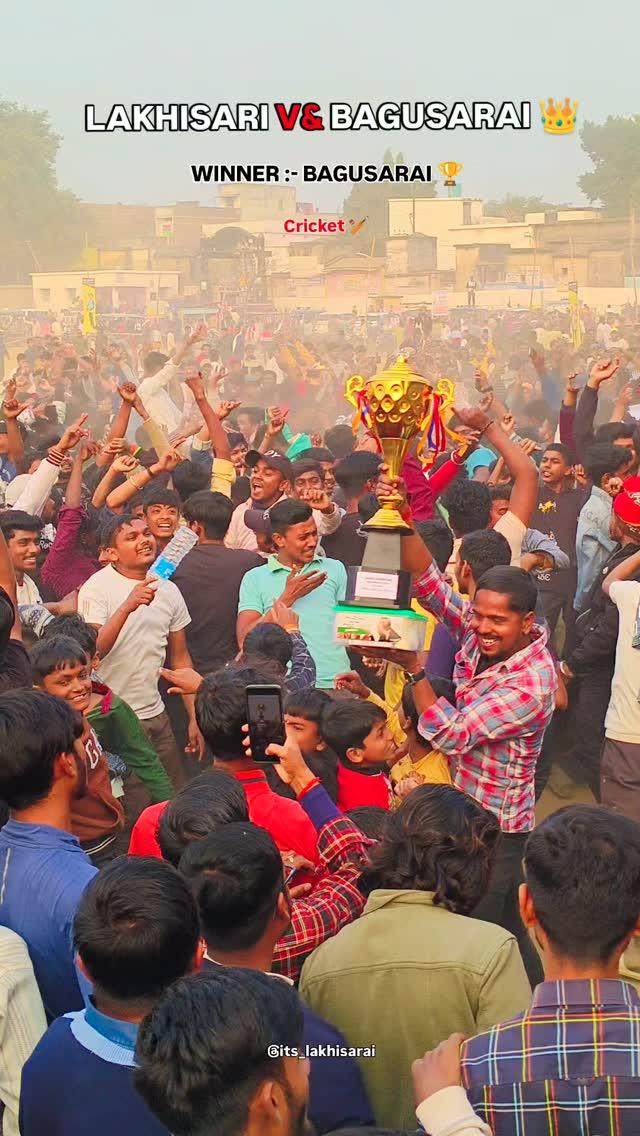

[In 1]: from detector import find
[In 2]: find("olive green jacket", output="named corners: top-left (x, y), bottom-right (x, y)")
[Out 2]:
top-left (299, 889), bottom-right (531, 1130)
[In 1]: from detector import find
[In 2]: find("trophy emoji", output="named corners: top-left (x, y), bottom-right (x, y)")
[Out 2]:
top-left (438, 161), bottom-right (463, 187)
top-left (336, 357), bottom-right (456, 652)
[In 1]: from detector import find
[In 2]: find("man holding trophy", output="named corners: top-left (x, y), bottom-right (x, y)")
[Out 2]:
top-left (338, 356), bottom-right (556, 984)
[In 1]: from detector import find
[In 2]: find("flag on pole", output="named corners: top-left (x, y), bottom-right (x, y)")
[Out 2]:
top-left (568, 281), bottom-right (582, 349)
top-left (82, 277), bottom-right (97, 336)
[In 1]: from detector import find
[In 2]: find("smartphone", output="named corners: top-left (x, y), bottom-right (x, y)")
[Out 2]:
top-left (246, 684), bottom-right (286, 764)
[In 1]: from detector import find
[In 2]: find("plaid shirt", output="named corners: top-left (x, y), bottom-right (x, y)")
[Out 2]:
top-left (272, 813), bottom-right (369, 984)
top-left (462, 978), bottom-right (640, 1135)
top-left (415, 563), bottom-right (556, 832)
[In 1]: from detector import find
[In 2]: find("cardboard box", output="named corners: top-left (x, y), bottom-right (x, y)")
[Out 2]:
top-left (335, 604), bottom-right (426, 652)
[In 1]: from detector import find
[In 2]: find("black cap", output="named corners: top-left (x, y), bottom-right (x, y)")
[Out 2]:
top-left (245, 449), bottom-right (294, 482)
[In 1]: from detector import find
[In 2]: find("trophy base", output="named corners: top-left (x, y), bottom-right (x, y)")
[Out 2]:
top-left (363, 507), bottom-right (412, 535)
top-left (335, 604), bottom-right (426, 653)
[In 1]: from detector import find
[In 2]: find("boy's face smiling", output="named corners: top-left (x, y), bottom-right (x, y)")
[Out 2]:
top-left (40, 659), bottom-right (93, 715)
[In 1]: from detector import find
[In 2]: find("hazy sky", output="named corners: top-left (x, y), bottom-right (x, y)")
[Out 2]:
top-left (4, 0), bottom-right (638, 212)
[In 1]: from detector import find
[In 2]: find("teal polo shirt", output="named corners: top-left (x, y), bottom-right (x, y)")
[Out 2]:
top-left (238, 555), bottom-right (350, 689)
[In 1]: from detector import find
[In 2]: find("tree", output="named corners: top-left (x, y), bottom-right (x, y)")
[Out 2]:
top-left (0, 99), bottom-right (82, 282)
top-left (579, 115), bottom-right (640, 216)
top-left (341, 150), bottom-right (436, 253)
top-left (484, 194), bottom-right (560, 221)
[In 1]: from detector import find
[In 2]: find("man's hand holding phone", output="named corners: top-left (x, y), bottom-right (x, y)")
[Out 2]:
top-left (242, 721), bottom-right (317, 796)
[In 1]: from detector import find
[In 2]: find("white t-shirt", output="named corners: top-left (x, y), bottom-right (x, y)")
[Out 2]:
top-left (605, 581), bottom-right (640, 744)
top-left (17, 575), bottom-right (42, 607)
top-left (78, 565), bottom-right (190, 720)
top-left (494, 510), bottom-right (526, 567)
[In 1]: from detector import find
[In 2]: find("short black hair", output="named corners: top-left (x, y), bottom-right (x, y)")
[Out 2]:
top-left (441, 480), bottom-right (491, 536)
top-left (98, 512), bottom-right (138, 550)
top-left (346, 806), bottom-right (388, 840)
top-left (195, 666), bottom-right (272, 763)
top-left (180, 822), bottom-right (285, 951)
top-left (320, 700), bottom-right (386, 764)
top-left (158, 770), bottom-right (248, 866)
top-left (285, 686), bottom-right (330, 723)
top-left (543, 442), bottom-right (574, 466)
top-left (0, 511), bottom-right (43, 541)
top-left (474, 565), bottom-right (538, 613)
top-left (584, 441), bottom-right (629, 486)
top-left (414, 519), bottom-right (454, 573)
top-left (41, 613), bottom-right (98, 657)
top-left (74, 857), bottom-right (199, 1002)
top-left (142, 486), bottom-right (181, 511)
top-left (269, 498), bottom-right (313, 535)
top-left (242, 624), bottom-right (292, 671)
top-left (359, 784), bottom-right (500, 914)
top-left (488, 484), bottom-right (512, 504)
top-left (172, 460), bottom-right (210, 502)
top-left (325, 424), bottom-right (356, 459)
top-left (291, 458), bottom-right (323, 483)
top-left (524, 805), bottom-right (640, 962)
top-left (30, 635), bottom-right (88, 684)
top-left (595, 422), bottom-right (636, 446)
top-left (0, 690), bottom-right (83, 810)
top-left (183, 491), bottom-right (233, 541)
top-left (460, 529), bottom-right (511, 583)
top-left (334, 452), bottom-right (381, 498)
top-left (134, 970), bottom-right (304, 1136)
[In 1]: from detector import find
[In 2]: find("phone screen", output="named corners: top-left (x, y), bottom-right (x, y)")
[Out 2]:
top-left (246, 684), bottom-right (286, 764)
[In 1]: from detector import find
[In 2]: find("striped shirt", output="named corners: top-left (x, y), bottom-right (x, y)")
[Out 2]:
top-left (414, 563), bottom-right (556, 832)
top-left (462, 978), bottom-right (640, 1135)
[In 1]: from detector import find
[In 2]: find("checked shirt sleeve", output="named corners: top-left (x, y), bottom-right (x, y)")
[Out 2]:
top-left (272, 812), bottom-right (369, 983)
top-left (285, 632), bottom-right (317, 694)
top-left (418, 678), bottom-right (545, 756)
top-left (414, 562), bottom-right (469, 644)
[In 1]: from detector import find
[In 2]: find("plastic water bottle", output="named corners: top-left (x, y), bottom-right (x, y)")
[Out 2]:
top-left (148, 526), bottom-right (198, 581)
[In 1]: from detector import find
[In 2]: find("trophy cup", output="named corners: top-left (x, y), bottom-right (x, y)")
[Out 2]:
top-left (334, 356), bottom-right (453, 653)
top-left (437, 160), bottom-right (463, 187)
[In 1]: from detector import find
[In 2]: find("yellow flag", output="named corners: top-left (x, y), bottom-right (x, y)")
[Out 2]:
top-left (568, 281), bottom-right (582, 349)
top-left (82, 278), bottom-right (97, 336)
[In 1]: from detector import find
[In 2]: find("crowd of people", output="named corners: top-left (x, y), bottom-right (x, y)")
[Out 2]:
top-left (0, 300), bottom-right (638, 1134)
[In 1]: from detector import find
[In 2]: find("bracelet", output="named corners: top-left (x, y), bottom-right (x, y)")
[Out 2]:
top-left (297, 776), bottom-right (321, 800)
top-left (479, 419), bottom-right (495, 436)
top-left (47, 446), bottom-right (65, 467)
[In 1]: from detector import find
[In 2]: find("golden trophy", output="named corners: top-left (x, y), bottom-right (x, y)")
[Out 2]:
top-left (345, 355), bottom-right (442, 532)
top-left (336, 356), bottom-right (457, 651)
top-left (438, 160), bottom-right (463, 187)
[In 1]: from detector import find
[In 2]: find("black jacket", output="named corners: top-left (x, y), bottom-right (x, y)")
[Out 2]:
top-left (567, 542), bottom-right (640, 673)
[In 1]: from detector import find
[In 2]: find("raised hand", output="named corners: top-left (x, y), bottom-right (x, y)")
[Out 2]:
top-left (111, 453), bottom-right (139, 475)
top-left (3, 396), bottom-right (33, 419)
top-left (215, 399), bottom-right (242, 420)
top-left (590, 357), bottom-right (620, 387)
top-left (334, 671), bottom-right (370, 699)
top-left (157, 448), bottom-right (182, 472)
top-left (124, 577), bottom-right (158, 613)
top-left (281, 566), bottom-right (327, 606)
top-left (59, 413), bottom-right (89, 452)
top-left (118, 382), bottom-right (138, 404)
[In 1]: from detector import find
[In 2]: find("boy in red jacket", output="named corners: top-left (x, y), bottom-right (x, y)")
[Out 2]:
top-left (320, 700), bottom-right (394, 812)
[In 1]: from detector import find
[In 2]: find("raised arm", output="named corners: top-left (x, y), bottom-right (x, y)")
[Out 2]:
top-left (457, 406), bottom-right (538, 527)
top-left (2, 381), bottom-right (28, 471)
top-left (183, 370), bottom-right (231, 461)
top-left (105, 450), bottom-right (182, 511)
top-left (574, 358), bottom-right (620, 462)
top-left (95, 384), bottom-right (136, 468)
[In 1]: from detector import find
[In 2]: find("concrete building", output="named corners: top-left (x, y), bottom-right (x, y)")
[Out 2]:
top-left (388, 198), bottom-right (484, 270)
top-left (31, 269), bottom-right (181, 315)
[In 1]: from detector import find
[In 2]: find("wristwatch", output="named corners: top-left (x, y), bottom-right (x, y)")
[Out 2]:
top-left (404, 669), bottom-right (425, 686)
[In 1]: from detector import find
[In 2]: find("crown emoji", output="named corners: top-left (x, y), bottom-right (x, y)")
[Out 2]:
top-left (540, 97), bottom-right (578, 135)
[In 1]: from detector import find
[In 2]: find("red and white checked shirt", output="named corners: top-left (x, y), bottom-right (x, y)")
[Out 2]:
top-left (415, 563), bottom-right (556, 833)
